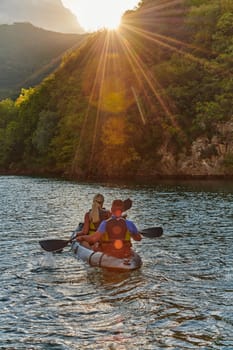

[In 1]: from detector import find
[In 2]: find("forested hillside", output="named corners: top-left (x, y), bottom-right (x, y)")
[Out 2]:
top-left (0, 23), bottom-right (87, 99)
top-left (0, 0), bottom-right (232, 180)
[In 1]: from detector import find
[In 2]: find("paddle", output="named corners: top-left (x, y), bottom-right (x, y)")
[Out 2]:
top-left (39, 198), bottom-right (132, 252)
top-left (39, 226), bottom-right (163, 252)
top-left (139, 226), bottom-right (163, 238)
top-left (39, 238), bottom-right (73, 252)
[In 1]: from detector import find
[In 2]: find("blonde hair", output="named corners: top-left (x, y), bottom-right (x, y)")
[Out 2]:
top-left (89, 193), bottom-right (104, 223)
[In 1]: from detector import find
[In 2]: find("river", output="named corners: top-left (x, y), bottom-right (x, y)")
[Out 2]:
top-left (0, 175), bottom-right (232, 349)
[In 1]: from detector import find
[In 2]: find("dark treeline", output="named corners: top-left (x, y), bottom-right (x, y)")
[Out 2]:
top-left (0, 0), bottom-right (232, 180)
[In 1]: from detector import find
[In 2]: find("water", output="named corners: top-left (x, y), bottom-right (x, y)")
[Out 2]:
top-left (0, 176), bottom-right (233, 349)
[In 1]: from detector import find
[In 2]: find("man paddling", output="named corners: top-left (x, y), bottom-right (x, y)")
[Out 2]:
top-left (77, 199), bottom-right (142, 258)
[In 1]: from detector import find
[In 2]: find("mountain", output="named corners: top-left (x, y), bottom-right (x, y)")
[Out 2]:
top-left (0, 0), bottom-right (84, 34)
top-left (0, 23), bottom-right (88, 99)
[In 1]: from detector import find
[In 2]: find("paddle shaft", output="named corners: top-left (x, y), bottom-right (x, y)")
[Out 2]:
top-left (39, 226), bottom-right (163, 252)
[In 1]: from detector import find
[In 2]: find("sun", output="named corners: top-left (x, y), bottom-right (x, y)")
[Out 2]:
top-left (61, 0), bottom-right (139, 32)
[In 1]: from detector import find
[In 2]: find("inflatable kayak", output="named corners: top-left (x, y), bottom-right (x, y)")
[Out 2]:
top-left (70, 232), bottom-right (142, 271)
top-left (39, 225), bottom-right (162, 271)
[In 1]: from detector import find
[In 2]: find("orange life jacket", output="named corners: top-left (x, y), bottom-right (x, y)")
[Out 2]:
top-left (88, 209), bottom-right (110, 235)
top-left (100, 217), bottom-right (132, 258)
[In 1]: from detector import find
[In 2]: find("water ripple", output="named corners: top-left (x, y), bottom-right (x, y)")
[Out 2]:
top-left (0, 176), bottom-right (233, 349)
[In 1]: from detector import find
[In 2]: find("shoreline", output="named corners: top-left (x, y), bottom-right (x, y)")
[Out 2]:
top-left (1, 169), bottom-right (233, 184)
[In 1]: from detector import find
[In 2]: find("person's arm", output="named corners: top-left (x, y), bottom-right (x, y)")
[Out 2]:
top-left (132, 232), bottom-right (142, 241)
top-left (77, 220), bottom-right (106, 243)
top-left (126, 220), bottom-right (142, 241)
top-left (77, 231), bottom-right (102, 244)
top-left (76, 212), bottom-right (90, 236)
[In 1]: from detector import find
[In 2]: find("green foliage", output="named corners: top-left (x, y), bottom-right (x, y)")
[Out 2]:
top-left (0, 98), bottom-right (17, 127)
top-left (213, 11), bottom-right (233, 68)
top-left (0, 98), bottom-right (20, 167)
top-left (32, 110), bottom-right (59, 155)
top-left (0, 119), bottom-right (22, 167)
top-left (98, 118), bottom-right (140, 178)
top-left (0, 1), bottom-right (232, 178)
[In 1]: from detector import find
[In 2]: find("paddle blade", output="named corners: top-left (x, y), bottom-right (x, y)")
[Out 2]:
top-left (39, 239), bottom-right (70, 252)
top-left (140, 227), bottom-right (163, 238)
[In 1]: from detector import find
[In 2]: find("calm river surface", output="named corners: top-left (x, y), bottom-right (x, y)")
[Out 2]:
top-left (0, 175), bottom-right (233, 349)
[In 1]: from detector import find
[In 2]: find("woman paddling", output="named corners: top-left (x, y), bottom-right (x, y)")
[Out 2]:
top-left (76, 193), bottom-right (111, 238)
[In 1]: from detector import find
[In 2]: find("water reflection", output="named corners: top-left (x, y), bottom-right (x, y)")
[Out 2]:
top-left (86, 267), bottom-right (135, 286)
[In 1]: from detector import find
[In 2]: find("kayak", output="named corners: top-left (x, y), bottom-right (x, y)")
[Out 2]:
top-left (70, 231), bottom-right (142, 271)
top-left (39, 225), bottom-right (162, 270)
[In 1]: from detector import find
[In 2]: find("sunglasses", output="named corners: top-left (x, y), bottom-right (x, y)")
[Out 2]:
top-left (95, 200), bottom-right (103, 204)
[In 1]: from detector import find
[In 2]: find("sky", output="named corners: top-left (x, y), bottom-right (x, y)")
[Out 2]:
top-left (61, 0), bottom-right (140, 32)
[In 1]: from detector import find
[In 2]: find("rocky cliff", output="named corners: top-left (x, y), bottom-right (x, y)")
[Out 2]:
top-left (157, 118), bottom-right (233, 177)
